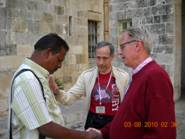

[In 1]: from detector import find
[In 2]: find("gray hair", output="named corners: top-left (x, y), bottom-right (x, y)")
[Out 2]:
top-left (96, 41), bottom-right (115, 56)
top-left (123, 27), bottom-right (153, 54)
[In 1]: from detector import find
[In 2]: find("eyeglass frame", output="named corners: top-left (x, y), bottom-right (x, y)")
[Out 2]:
top-left (120, 39), bottom-right (142, 50)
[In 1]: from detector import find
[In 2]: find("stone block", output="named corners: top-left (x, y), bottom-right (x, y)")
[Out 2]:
top-left (77, 11), bottom-right (88, 17)
top-left (136, 0), bottom-right (148, 8)
top-left (152, 5), bottom-right (171, 15)
top-left (150, 24), bottom-right (165, 34)
top-left (7, 0), bottom-right (26, 9)
top-left (0, 0), bottom-right (6, 7)
top-left (63, 54), bottom-right (76, 65)
top-left (62, 76), bottom-right (72, 84)
top-left (0, 31), bottom-right (6, 49)
top-left (88, 0), bottom-right (101, 12)
top-left (117, 12), bottom-right (124, 20)
top-left (76, 54), bottom-right (83, 64)
top-left (166, 47), bottom-right (173, 54)
top-left (7, 44), bottom-right (17, 55)
top-left (27, 20), bottom-right (39, 34)
top-left (165, 0), bottom-right (173, 4)
top-left (11, 32), bottom-right (33, 45)
top-left (158, 34), bottom-right (173, 45)
top-left (149, 0), bottom-right (156, 6)
top-left (156, 53), bottom-right (173, 65)
top-left (0, 44), bottom-right (17, 56)
top-left (39, 21), bottom-right (52, 33)
top-left (125, 9), bottom-right (134, 18)
top-left (162, 14), bottom-right (174, 22)
top-left (0, 73), bottom-right (11, 122)
top-left (53, 24), bottom-right (63, 34)
top-left (27, 1), bottom-right (38, 11)
top-left (154, 15), bottom-right (161, 23)
top-left (11, 17), bottom-right (28, 33)
top-left (143, 8), bottom-right (152, 17)
top-left (153, 45), bottom-right (173, 54)
top-left (0, 99), bottom-right (8, 117)
top-left (145, 16), bottom-right (154, 24)
top-left (43, 0), bottom-right (51, 3)
top-left (134, 9), bottom-right (144, 17)
top-left (42, 12), bottom-right (53, 23)
top-left (0, 117), bottom-right (8, 138)
top-left (55, 6), bottom-right (64, 15)
top-left (71, 45), bottom-right (83, 54)
top-left (7, 8), bottom-right (20, 18)
top-left (0, 56), bottom-right (22, 71)
top-left (17, 44), bottom-right (32, 57)
top-left (166, 23), bottom-right (174, 33)
top-left (0, 8), bottom-right (5, 18)
top-left (166, 4), bottom-right (174, 15)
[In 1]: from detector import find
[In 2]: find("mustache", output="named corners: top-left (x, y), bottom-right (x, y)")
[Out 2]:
top-left (98, 65), bottom-right (107, 69)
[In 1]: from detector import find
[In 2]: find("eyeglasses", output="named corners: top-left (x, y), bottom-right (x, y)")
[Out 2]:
top-left (120, 40), bottom-right (138, 50)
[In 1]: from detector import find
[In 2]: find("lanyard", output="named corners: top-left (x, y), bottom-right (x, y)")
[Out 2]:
top-left (98, 72), bottom-right (112, 105)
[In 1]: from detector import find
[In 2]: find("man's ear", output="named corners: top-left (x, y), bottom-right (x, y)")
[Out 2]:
top-left (135, 41), bottom-right (143, 52)
top-left (44, 48), bottom-right (52, 59)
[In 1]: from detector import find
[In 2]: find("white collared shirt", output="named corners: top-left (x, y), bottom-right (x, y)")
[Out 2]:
top-left (132, 57), bottom-right (153, 75)
top-left (124, 57), bottom-right (153, 94)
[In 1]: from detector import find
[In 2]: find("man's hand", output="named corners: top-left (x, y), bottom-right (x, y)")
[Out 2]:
top-left (86, 128), bottom-right (103, 139)
top-left (48, 75), bottom-right (60, 95)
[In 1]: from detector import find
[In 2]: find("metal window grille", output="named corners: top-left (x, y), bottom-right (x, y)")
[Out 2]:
top-left (88, 20), bottom-right (98, 58)
top-left (118, 19), bottom-right (132, 33)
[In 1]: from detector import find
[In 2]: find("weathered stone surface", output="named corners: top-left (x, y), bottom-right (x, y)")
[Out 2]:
top-left (136, 0), bottom-right (148, 8)
top-left (109, 0), bottom-right (178, 103)
top-left (150, 24), bottom-right (165, 34)
top-left (11, 17), bottom-right (27, 32)
top-left (27, 1), bottom-right (38, 11)
top-left (0, 0), bottom-right (6, 7)
top-left (149, 0), bottom-right (156, 6)
top-left (154, 15), bottom-right (161, 23)
top-left (55, 6), bottom-right (64, 15)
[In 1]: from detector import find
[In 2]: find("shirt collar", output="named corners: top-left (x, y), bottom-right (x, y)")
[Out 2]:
top-left (132, 57), bottom-right (153, 75)
top-left (23, 58), bottom-right (49, 78)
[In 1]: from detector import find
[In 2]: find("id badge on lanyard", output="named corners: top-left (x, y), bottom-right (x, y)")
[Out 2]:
top-left (96, 106), bottom-right (105, 114)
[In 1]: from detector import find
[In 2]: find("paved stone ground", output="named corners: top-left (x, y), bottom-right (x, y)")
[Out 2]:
top-left (62, 98), bottom-right (185, 139)
top-left (175, 96), bottom-right (185, 139)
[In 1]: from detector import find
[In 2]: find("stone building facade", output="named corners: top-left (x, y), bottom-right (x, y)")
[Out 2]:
top-left (109, 0), bottom-right (183, 100)
top-left (0, 0), bottom-right (106, 138)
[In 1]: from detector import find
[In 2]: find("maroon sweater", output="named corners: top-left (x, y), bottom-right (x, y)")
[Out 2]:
top-left (101, 61), bottom-right (176, 139)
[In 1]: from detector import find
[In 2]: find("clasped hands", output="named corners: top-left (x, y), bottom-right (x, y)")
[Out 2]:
top-left (86, 128), bottom-right (103, 139)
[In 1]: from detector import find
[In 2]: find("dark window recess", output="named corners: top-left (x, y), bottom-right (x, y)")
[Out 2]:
top-left (88, 20), bottom-right (98, 58)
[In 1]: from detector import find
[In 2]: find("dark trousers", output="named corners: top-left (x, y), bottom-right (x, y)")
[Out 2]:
top-left (84, 111), bottom-right (113, 129)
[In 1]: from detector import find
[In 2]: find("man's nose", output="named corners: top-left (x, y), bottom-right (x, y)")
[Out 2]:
top-left (58, 63), bottom-right (62, 68)
top-left (99, 58), bottom-right (104, 64)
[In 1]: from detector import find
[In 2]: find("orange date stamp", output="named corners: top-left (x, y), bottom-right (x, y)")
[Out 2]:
top-left (123, 121), bottom-right (177, 128)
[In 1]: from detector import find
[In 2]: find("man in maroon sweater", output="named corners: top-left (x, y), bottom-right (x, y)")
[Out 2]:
top-left (87, 27), bottom-right (176, 139)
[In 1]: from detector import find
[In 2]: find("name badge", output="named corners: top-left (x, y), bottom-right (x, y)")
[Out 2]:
top-left (96, 106), bottom-right (105, 114)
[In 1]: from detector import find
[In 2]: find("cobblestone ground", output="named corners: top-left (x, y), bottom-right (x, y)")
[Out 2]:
top-left (62, 98), bottom-right (185, 139)
top-left (175, 96), bottom-right (185, 139)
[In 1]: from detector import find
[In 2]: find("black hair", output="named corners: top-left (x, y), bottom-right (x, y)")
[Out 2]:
top-left (34, 33), bottom-right (69, 53)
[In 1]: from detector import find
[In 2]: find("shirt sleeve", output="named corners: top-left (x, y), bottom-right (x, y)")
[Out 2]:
top-left (100, 122), bottom-right (111, 139)
top-left (12, 75), bottom-right (52, 130)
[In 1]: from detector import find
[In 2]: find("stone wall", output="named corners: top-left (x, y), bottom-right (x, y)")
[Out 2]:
top-left (0, 0), bottom-right (104, 138)
top-left (110, 0), bottom-right (181, 99)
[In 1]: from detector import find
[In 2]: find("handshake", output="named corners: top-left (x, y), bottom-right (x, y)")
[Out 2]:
top-left (85, 128), bottom-right (103, 139)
